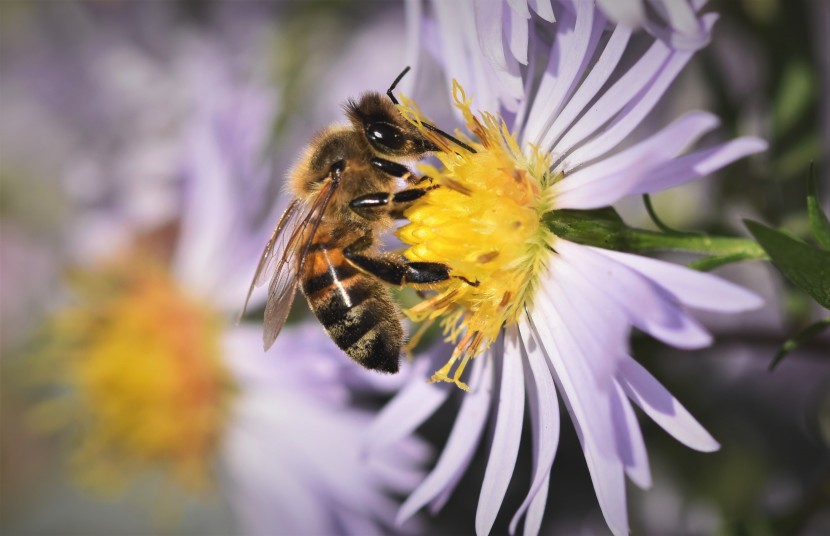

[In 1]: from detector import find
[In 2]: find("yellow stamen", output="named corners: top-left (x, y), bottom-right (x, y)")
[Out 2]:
top-left (397, 82), bottom-right (556, 388)
top-left (30, 252), bottom-right (231, 493)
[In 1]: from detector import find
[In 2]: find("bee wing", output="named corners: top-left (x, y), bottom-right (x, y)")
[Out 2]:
top-left (261, 180), bottom-right (339, 350)
top-left (240, 198), bottom-right (303, 318)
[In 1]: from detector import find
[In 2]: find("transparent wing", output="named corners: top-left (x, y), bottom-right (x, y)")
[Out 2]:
top-left (240, 198), bottom-right (302, 320)
top-left (261, 180), bottom-right (339, 350)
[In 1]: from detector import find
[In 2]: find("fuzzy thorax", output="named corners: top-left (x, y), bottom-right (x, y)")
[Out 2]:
top-left (396, 82), bottom-right (556, 390)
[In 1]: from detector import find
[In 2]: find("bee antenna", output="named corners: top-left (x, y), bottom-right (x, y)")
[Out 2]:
top-left (387, 66), bottom-right (411, 105)
top-left (423, 123), bottom-right (477, 154)
top-left (387, 65), bottom-right (477, 154)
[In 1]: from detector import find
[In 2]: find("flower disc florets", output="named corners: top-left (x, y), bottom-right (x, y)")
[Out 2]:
top-left (397, 82), bottom-right (556, 389)
top-left (33, 252), bottom-right (232, 491)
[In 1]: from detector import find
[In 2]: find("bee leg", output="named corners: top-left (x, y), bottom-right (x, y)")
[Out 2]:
top-left (371, 157), bottom-right (435, 185)
top-left (371, 157), bottom-right (410, 178)
top-left (350, 186), bottom-right (439, 220)
top-left (343, 233), bottom-right (452, 286)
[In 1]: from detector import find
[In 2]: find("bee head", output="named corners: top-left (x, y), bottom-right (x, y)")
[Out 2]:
top-left (345, 93), bottom-right (438, 158)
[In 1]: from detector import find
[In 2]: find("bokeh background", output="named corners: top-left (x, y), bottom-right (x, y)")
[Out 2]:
top-left (1, 1), bottom-right (828, 535)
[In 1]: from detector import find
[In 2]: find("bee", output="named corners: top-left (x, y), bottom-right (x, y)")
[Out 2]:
top-left (243, 68), bottom-right (475, 373)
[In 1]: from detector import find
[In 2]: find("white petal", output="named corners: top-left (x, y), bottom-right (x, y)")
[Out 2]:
top-left (554, 111), bottom-right (720, 209)
top-left (650, 0), bottom-right (702, 37)
top-left (508, 1), bottom-right (530, 65)
top-left (397, 353), bottom-right (495, 525)
top-left (541, 23), bottom-right (632, 152)
top-left (364, 358), bottom-right (452, 455)
top-left (433, 0), bottom-right (522, 114)
top-left (528, 278), bottom-right (617, 459)
top-left (511, 317), bottom-right (561, 535)
top-left (522, 477), bottom-right (550, 536)
top-left (553, 36), bottom-right (672, 159)
top-left (628, 137), bottom-right (769, 195)
top-left (589, 247), bottom-right (764, 312)
top-left (475, 0), bottom-right (508, 71)
top-left (545, 365), bottom-right (630, 536)
top-left (596, 0), bottom-right (646, 27)
top-left (507, 0), bottom-right (531, 18)
top-left (612, 380), bottom-right (652, 489)
top-left (618, 356), bottom-right (719, 452)
top-left (572, 412), bottom-right (630, 536)
top-left (530, 0), bottom-right (556, 22)
top-left (563, 45), bottom-right (693, 168)
top-left (522, 1), bottom-right (596, 148)
top-left (477, 328), bottom-right (526, 535)
top-left (528, 294), bottom-right (629, 534)
top-left (555, 240), bottom-right (714, 349)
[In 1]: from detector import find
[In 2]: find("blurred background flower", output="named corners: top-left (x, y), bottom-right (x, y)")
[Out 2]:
top-left (1, 1), bottom-right (828, 536)
top-left (1, 2), bottom-right (430, 535)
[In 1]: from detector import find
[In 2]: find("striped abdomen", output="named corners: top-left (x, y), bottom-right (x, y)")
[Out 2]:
top-left (300, 246), bottom-right (403, 373)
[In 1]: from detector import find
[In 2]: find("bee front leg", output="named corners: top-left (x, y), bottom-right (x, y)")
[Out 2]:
top-left (343, 232), bottom-right (454, 286)
top-left (371, 158), bottom-right (433, 185)
top-left (350, 186), bottom-right (438, 220)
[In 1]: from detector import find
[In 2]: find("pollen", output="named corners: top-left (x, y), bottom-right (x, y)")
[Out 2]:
top-left (31, 254), bottom-right (231, 492)
top-left (397, 82), bottom-right (556, 390)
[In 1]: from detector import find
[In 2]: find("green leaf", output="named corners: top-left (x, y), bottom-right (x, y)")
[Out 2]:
top-left (773, 61), bottom-right (815, 137)
top-left (768, 317), bottom-right (830, 371)
top-left (688, 253), bottom-right (759, 272)
top-left (745, 219), bottom-right (830, 309)
top-left (807, 167), bottom-right (830, 249)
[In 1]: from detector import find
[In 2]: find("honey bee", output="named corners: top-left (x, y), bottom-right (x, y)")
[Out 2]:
top-left (243, 68), bottom-right (474, 373)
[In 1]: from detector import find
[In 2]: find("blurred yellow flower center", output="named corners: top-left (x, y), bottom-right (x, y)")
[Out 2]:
top-left (397, 82), bottom-right (555, 390)
top-left (35, 254), bottom-right (231, 491)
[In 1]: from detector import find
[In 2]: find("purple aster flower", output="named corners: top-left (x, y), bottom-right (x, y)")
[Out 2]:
top-left (16, 25), bottom-right (428, 535)
top-left (365, 1), bottom-right (767, 535)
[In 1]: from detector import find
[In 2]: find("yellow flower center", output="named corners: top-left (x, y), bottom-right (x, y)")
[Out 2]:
top-left (32, 252), bottom-right (231, 492)
top-left (397, 82), bottom-right (556, 390)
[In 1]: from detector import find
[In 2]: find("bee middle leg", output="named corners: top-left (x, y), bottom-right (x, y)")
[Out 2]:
top-left (343, 232), bottom-right (454, 286)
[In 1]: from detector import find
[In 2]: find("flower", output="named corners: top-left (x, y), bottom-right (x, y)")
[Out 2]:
top-left (366, 1), bottom-right (766, 534)
top-left (22, 28), bottom-right (428, 534)
top-left (596, 0), bottom-right (711, 49)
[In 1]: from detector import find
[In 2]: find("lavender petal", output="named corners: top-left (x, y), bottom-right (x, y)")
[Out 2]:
top-left (618, 356), bottom-right (719, 452)
top-left (396, 354), bottom-right (495, 525)
top-left (540, 22), bottom-right (632, 152)
top-left (510, 317), bottom-right (561, 535)
top-left (476, 327), bottom-right (526, 535)
top-left (555, 240), bottom-right (714, 349)
top-left (612, 381), bottom-right (652, 489)
top-left (589, 247), bottom-right (764, 312)
top-left (552, 31), bottom-right (672, 158)
top-left (554, 111), bottom-right (720, 209)
top-left (628, 137), bottom-right (769, 195)
top-left (364, 357), bottom-right (453, 455)
top-left (521, 1), bottom-right (596, 148)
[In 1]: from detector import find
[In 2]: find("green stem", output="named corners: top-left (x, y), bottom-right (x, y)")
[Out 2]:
top-left (544, 208), bottom-right (769, 269)
top-left (626, 228), bottom-right (767, 258)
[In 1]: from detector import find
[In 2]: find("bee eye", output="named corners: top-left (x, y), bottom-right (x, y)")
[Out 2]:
top-left (366, 122), bottom-right (405, 151)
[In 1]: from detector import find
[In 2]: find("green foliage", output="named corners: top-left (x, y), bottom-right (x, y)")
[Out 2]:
top-left (745, 220), bottom-right (830, 309)
top-left (768, 317), bottom-right (830, 371)
top-left (772, 61), bottom-right (815, 139)
top-left (807, 167), bottom-right (830, 249)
